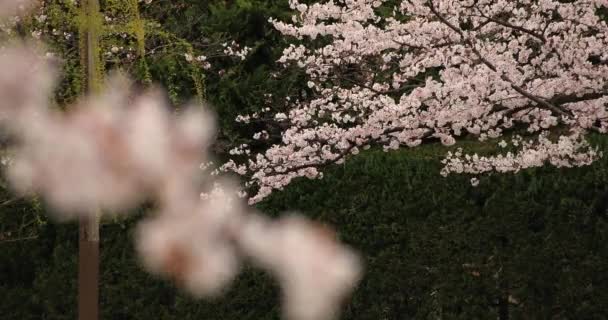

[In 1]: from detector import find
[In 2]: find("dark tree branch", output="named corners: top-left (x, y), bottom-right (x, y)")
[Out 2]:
top-left (427, 0), bottom-right (571, 118)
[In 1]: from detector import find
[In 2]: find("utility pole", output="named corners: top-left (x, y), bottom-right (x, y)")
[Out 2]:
top-left (79, 0), bottom-right (101, 319)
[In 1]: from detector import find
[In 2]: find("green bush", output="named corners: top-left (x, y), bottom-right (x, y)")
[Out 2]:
top-left (2, 138), bottom-right (608, 319)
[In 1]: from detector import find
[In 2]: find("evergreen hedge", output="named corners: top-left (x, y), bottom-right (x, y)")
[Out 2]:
top-left (2, 140), bottom-right (608, 319)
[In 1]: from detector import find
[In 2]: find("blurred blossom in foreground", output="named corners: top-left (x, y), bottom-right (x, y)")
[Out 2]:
top-left (136, 185), bottom-right (242, 298)
top-left (0, 0), bottom-right (34, 18)
top-left (239, 214), bottom-right (361, 320)
top-left (0, 3), bottom-right (362, 318)
top-left (6, 74), bottom-right (214, 216)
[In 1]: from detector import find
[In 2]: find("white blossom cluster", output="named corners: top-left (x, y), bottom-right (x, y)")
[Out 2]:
top-left (0, 2), bottom-right (361, 319)
top-left (183, 41), bottom-right (252, 71)
top-left (441, 133), bottom-right (601, 176)
top-left (184, 52), bottom-right (211, 69)
top-left (222, 40), bottom-right (251, 61)
top-left (225, 0), bottom-right (608, 202)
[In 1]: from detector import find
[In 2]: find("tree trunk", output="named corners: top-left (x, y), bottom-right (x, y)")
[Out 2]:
top-left (79, 0), bottom-right (101, 319)
top-left (79, 216), bottom-right (99, 320)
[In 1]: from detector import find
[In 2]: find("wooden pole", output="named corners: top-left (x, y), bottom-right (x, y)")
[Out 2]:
top-left (79, 0), bottom-right (101, 319)
top-left (79, 216), bottom-right (99, 320)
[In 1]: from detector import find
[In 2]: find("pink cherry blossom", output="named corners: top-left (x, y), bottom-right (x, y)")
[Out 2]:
top-left (227, 0), bottom-right (608, 202)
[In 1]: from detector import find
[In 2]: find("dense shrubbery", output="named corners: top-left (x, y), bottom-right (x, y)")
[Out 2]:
top-left (2, 138), bottom-right (608, 319)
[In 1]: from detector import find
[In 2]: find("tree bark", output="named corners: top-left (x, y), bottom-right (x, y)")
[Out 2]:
top-left (79, 0), bottom-right (101, 319)
top-left (78, 216), bottom-right (99, 320)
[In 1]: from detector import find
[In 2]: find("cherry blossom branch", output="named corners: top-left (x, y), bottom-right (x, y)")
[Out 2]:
top-left (427, 0), bottom-right (570, 118)
top-left (471, 5), bottom-right (546, 43)
top-left (228, 0), bottom-right (608, 202)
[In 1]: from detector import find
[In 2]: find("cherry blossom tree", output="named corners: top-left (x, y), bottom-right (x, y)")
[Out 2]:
top-left (224, 0), bottom-right (608, 203)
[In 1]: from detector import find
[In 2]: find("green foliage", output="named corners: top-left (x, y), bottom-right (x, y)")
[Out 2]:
top-left (141, 0), bottom-right (305, 147)
top-left (257, 141), bottom-right (608, 319)
top-left (2, 140), bottom-right (608, 319)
